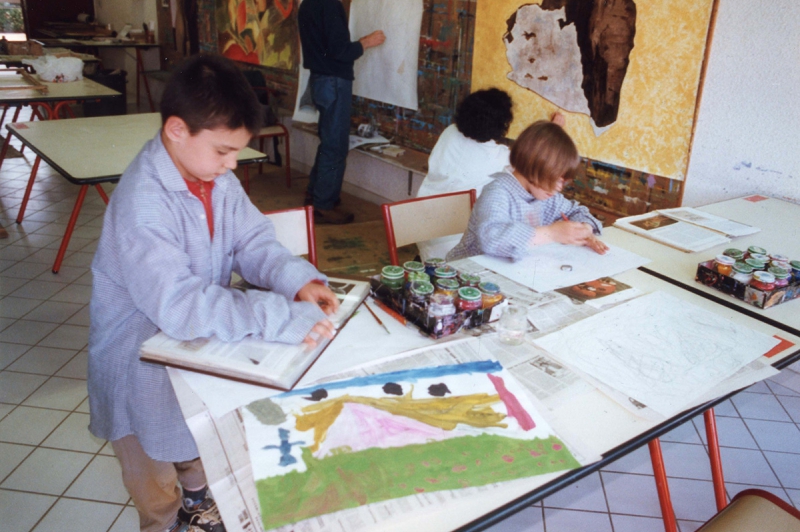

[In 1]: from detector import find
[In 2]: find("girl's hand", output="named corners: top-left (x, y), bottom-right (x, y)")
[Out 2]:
top-left (584, 236), bottom-right (609, 255)
top-left (547, 220), bottom-right (594, 246)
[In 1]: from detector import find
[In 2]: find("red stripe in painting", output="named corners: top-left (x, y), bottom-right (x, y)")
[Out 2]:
top-left (487, 374), bottom-right (535, 431)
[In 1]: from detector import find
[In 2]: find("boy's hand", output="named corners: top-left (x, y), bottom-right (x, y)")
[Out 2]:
top-left (584, 236), bottom-right (609, 255)
top-left (303, 319), bottom-right (335, 348)
top-left (296, 282), bottom-right (340, 315)
top-left (360, 30), bottom-right (386, 49)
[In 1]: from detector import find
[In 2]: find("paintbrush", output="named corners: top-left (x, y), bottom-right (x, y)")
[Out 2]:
top-left (363, 301), bottom-right (391, 334)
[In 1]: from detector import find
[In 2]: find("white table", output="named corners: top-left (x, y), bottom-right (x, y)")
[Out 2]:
top-left (603, 196), bottom-right (800, 335)
top-left (6, 113), bottom-right (266, 273)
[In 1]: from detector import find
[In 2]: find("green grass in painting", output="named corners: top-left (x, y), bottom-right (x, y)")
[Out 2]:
top-left (257, 434), bottom-right (578, 529)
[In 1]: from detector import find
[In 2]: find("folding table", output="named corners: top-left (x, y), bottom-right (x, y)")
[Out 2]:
top-left (6, 112), bottom-right (266, 273)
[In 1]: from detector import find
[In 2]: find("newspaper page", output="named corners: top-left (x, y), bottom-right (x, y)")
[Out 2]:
top-left (659, 207), bottom-right (760, 238)
top-left (141, 278), bottom-right (369, 389)
top-left (527, 296), bottom-right (600, 336)
top-left (614, 212), bottom-right (730, 252)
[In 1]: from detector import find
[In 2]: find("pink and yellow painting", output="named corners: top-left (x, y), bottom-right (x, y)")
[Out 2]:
top-left (243, 360), bottom-right (579, 529)
top-left (216, 0), bottom-right (298, 69)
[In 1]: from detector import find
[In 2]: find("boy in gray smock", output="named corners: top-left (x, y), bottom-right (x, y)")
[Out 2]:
top-left (88, 54), bottom-right (339, 532)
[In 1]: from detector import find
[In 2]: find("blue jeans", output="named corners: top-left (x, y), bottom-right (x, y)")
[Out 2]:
top-left (307, 74), bottom-right (352, 210)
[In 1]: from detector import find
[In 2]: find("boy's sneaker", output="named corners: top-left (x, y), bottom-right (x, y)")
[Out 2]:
top-left (177, 496), bottom-right (226, 532)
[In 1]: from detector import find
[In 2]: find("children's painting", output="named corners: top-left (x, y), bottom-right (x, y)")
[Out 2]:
top-left (217, 0), bottom-right (298, 69)
top-left (242, 360), bottom-right (579, 529)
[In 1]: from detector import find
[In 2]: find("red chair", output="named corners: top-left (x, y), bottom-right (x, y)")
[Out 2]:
top-left (263, 205), bottom-right (317, 267)
top-left (381, 189), bottom-right (477, 266)
top-left (696, 489), bottom-right (800, 531)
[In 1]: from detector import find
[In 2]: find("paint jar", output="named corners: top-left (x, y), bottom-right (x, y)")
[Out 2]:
top-left (746, 245), bottom-right (767, 258)
top-left (790, 260), bottom-right (800, 283)
top-left (408, 281), bottom-right (434, 306)
top-left (731, 262), bottom-right (754, 284)
top-left (714, 254), bottom-right (736, 276)
top-left (403, 260), bottom-right (425, 278)
top-left (433, 266), bottom-right (458, 284)
top-left (424, 258), bottom-right (446, 278)
top-left (496, 305), bottom-right (528, 346)
top-left (458, 272), bottom-right (481, 287)
top-left (768, 266), bottom-right (791, 288)
top-left (428, 293), bottom-right (456, 318)
top-left (478, 282), bottom-right (503, 309)
top-left (456, 286), bottom-right (483, 311)
top-left (744, 258), bottom-right (766, 271)
top-left (750, 253), bottom-right (770, 264)
top-left (771, 259), bottom-right (791, 272)
top-left (434, 278), bottom-right (459, 298)
top-left (407, 271), bottom-right (430, 284)
top-left (750, 271), bottom-right (775, 292)
top-left (380, 265), bottom-right (405, 291)
top-left (770, 253), bottom-right (790, 264)
top-left (723, 248), bottom-right (745, 261)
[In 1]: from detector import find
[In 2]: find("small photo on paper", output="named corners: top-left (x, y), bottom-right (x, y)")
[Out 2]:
top-left (629, 214), bottom-right (677, 231)
top-left (555, 277), bottom-right (633, 303)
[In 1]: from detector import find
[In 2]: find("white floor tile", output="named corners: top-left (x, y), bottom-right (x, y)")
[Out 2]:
top-left (785, 488), bottom-right (800, 508)
top-left (41, 412), bottom-right (104, 453)
top-left (744, 380), bottom-right (772, 394)
top-left (76, 396), bottom-right (91, 414)
top-left (1, 447), bottom-right (92, 495)
top-left (65, 454), bottom-right (130, 504)
top-left (8, 279), bottom-right (66, 300)
top-left (0, 341), bottom-right (29, 369)
top-left (610, 513), bottom-right (667, 532)
top-left (0, 488), bottom-right (57, 532)
top-left (22, 300), bottom-right (84, 324)
top-left (65, 305), bottom-right (91, 327)
top-left (0, 406), bottom-right (69, 445)
top-left (744, 418), bottom-right (800, 453)
top-left (776, 395), bottom-right (800, 423)
top-left (713, 399), bottom-right (743, 417)
top-left (0, 295), bottom-right (41, 318)
top-left (731, 392), bottom-right (793, 422)
top-left (6, 346), bottom-right (77, 375)
top-left (0, 371), bottom-right (47, 403)
top-left (666, 477), bottom-right (718, 522)
top-left (49, 283), bottom-right (92, 304)
top-left (542, 472), bottom-right (608, 512)
top-left (23, 377), bottom-right (88, 411)
top-left (601, 444), bottom-right (654, 476)
top-left (33, 264), bottom-right (86, 283)
top-left (0, 441), bottom-right (34, 482)
top-left (719, 447), bottom-right (782, 487)
top-left (55, 351), bottom-right (88, 379)
top-left (32, 497), bottom-right (124, 532)
top-left (542, 507), bottom-right (612, 532)
top-left (0, 319), bottom-right (58, 345)
top-left (726, 483), bottom-right (788, 501)
top-left (37, 323), bottom-right (89, 350)
top-left (0, 403), bottom-right (13, 420)
top-left (764, 451), bottom-right (800, 489)
top-left (601, 471), bottom-right (662, 518)
top-left (661, 442), bottom-right (713, 481)
top-left (769, 370), bottom-right (800, 395)
top-left (695, 415), bottom-right (759, 450)
top-left (108, 505), bottom-right (141, 532)
top-left (661, 419), bottom-right (703, 445)
top-left (768, 380), bottom-right (800, 398)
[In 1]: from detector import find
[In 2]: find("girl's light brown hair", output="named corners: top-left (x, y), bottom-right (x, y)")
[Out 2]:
top-left (510, 120), bottom-right (580, 190)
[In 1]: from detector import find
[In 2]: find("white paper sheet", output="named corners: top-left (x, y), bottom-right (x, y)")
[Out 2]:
top-left (349, 0), bottom-right (422, 110)
top-left (472, 244), bottom-right (650, 293)
top-left (533, 291), bottom-right (781, 417)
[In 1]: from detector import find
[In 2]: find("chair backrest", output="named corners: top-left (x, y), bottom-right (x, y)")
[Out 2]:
top-left (263, 205), bottom-right (317, 267)
top-left (697, 489), bottom-right (800, 532)
top-left (382, 189), bottom-right (477, 265)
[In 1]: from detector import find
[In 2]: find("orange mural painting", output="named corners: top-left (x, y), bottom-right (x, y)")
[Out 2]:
top-left (217, 0), bottom-right (299, 69)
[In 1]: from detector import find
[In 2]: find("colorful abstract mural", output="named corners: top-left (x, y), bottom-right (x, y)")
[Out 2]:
top-left (217, 0), bottom-right (298, 69)
top-left (243, 360), bottom-right (578, 529)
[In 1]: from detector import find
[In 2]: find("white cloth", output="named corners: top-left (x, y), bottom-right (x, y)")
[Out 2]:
top-left (415, 124), bottom-right (510, 261)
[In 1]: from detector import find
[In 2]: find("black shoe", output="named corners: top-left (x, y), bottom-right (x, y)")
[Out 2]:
top-left (177, 496), bottom-right (226, 532)
top-left (314, 207), bottom-right (354, 225)
top-left (304, 193), bottom-right (341, 208)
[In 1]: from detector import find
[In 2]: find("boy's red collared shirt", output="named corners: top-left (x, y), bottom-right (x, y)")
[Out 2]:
top-left (184, 179), bottom-right (215, 239)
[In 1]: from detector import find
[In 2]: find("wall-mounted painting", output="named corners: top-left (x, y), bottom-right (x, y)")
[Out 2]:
top-left (472, 0), bottom-right (716, 180)
top-left (217, 0), bottom-right (298, 69)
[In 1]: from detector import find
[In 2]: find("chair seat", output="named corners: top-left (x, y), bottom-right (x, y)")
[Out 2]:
top-left (698, 489), bottom-right (800, 532)
top-left (258, 125), bottom-right (287, 137)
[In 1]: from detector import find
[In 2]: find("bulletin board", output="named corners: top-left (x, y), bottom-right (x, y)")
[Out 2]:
top-left (472, 0), bottom-right (716, 181)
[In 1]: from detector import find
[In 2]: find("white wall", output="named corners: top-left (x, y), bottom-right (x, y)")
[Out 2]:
top-left (683, 0), bottom-right (800, 206)
top-left (92, 0), bottom-right (160, 103)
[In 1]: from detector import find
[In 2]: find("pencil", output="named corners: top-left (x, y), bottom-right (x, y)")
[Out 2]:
top-left (363, 301), bottom-right (391, 334)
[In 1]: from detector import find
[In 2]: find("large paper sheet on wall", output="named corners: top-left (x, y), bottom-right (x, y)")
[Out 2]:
top-left (349, 0), bottom-right (422, 110)
top-left (472, 0), bottom-right (715, 180)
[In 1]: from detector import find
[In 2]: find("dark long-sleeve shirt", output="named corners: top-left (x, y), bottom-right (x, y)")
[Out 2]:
top-left (298, 0), bottom-right (364, 80)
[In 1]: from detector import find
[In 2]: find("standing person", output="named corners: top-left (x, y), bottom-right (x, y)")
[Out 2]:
top-left (298, 0), bottom-right (385, 224)
top-left (88, 54), bottom-right (339, 532)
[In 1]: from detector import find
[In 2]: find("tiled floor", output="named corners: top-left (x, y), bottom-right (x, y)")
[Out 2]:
top-left (2, 108), bottom-right (800, 532)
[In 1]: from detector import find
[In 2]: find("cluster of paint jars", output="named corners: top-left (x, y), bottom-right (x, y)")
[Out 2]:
top-left (716, 246), bottom-right (799, 293)
top-left (380, 259), bottom-right (505, 318)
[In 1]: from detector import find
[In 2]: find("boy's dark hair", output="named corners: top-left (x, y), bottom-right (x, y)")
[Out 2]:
top-left (454, 88), bottom-right (513, 143)
top-left (510, 120), bottom-right (580, 190)
top-left (160, 54), bottom-right (262, 136)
